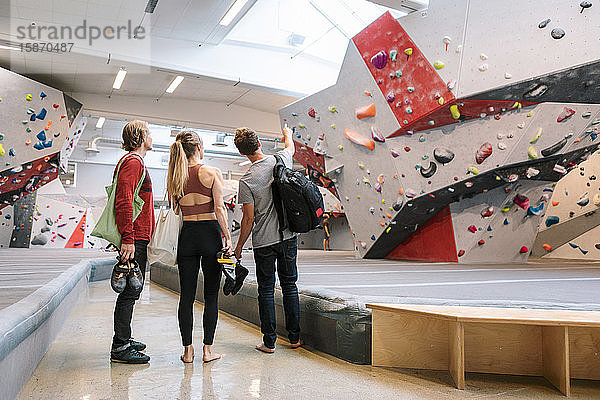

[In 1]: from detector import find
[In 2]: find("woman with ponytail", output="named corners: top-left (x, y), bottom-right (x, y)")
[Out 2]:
top-left (167, 131), bottom-right (232, 363)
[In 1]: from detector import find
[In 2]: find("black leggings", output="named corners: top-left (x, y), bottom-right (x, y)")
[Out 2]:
top-left (177, 220), bottom-right (223, 346)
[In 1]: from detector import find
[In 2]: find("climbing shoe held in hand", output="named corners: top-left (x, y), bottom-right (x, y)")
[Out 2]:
top-left (231, 261), bottom-right (249, 296)
top-left (127, 260), bottom-right (144, 293)
top-left (111, 259), bottom-right (131, 294)
top-left (218, 251), bottom-right (236, 296)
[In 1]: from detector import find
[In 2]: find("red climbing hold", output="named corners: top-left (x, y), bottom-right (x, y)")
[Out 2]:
top-left (308, 108), bottom-right (316, 118)
top-left (513, 194), bottom-right (530, 210)
top-left (52, 104), bottom-right (59, 109)
top-left (519, 245), bottom-right (529, 254)
top-left (468, 225), bottom-right (477, 233)
top-left (557, 107), bottom-right (575, 122)
top-left (404, 146), bottom-right (411, 152)
top-left (475, 142), bottom-right (493, 164)
top-left (457, 250), bottom-right (465, 257)
top-left (478, 239), bottom-right (485, 245)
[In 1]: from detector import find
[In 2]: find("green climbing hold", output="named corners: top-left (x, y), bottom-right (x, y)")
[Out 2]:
top-left (528, 146), bottom-right (538, 160)
top-left (395, 70), bottom-right (402, 78)
top-left (450, 104), bottom-right (460, 119)
top-left (433, 60), bottom-right (445, 69)
top-left (328, 105), bottom-right (336, 113)
top-left (390, 49), bottom-right (398, 61)
top-left (419, 136), bottom-right (425, 142)
top-left (26, 128), bottom-right (31, 133)
top-left (407, 87), bottom-right (415, 93)
top-left (530, 127), bottom-right (543, 143)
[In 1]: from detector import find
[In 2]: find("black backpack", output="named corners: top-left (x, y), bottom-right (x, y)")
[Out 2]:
top-left (272, 154), bottom-right (325, 236)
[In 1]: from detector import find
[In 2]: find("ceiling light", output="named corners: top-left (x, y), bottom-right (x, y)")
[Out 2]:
top-left (219, 0), bottom-right (249, 26)
top-left (0, 45), bottom-right (19, 51)
top-left (145, 0), bottom-right (159, 13)
top-left (112, 69), bottom-right (127, 89)
top-left (165, 75), bottom-right (184, 93)
top-left (96, 117), bottom-right (106, 129)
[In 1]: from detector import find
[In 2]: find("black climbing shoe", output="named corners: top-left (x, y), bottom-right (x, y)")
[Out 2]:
top-left (218, 251), bottom-right (236, 296)
top-left (231, 262), bottom-right (249, 295)
top-left (110, 347), bottom-right (150, 364)
top-left (129, 339), bottom-right (146, 352)
top-left (223, 272), bottom-right (235, 296)
top-left (127, 261), bottom-right (144, 293)
top-left (110, 260), bottom-right (130, 294)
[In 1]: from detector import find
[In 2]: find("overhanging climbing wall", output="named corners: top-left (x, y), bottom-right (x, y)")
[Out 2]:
top-left (279, 3), bottom-right (600, 263)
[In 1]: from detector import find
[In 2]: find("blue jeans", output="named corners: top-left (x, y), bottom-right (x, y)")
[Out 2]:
top-left (253, 237), bottom-right (300, 348)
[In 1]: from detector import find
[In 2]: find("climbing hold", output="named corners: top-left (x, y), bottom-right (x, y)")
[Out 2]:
top-left (39, 91), bottom-right (47, 99)
top-left (481, 206), bottom-right (494, 218)
top-left (557, 107), bottom-right (576, 122)
top-left (52, 103), bottom-right (59, 109)
top-left (420, 161), bottom-right (437, 178)
top-left (389, 49), bottom-right (398, 62)
top-left (503, 218), bottom-right (510, 225)
top-left (36, 108), bottom-right (47, 120)
top-left (433, 61), bottom-right (445, 70)
top-left (449, 104), bottom-right (460, 120)
top-left (37, 131), bottom-right (47, 141)
top-left (371, 126), bottom-right (385, 143)
top-left (527, 203), bottom-right (544, 216)
top-left (542, 243), bottom-right (552, 252)
top-left (501, 206), bottom-right (511, 213)
top-left (30, 114), bottom-right (36, 122)
top-left (390, 149), bottom-right (399, 158)
top-left (371, 235), bottom-right (376, 240)
top-left (433, 148), bottom-right (454, 164)
top-left (545, 215), bottom-right (560, 227)
top-left (25, 94), bottom-right (33, 101)
top-left (577, 192), bottom-right (590, 207)
top-left (498, 142), bottom-right (507, 150)
top-left (298, 123), bottom-right (305, 128)
top-left (538, 18), bottom-right (551, 28)
top-left (395, 70), bottom-right (402, 78)
top-left (526, 167), bottom-right (540, 178)
top-left (467, 166), bottom-right (480, 175)
top-left (530, 127), bottom-right (543, 143)
top-left (404, 146), bottom-right (411, 152)
top-left (540, 138), bottom-right (568, 157)
top-left (553, 164), bottom-right (567, 174)
top-left (378, 174), bottom-right (384, 184)
top-left (475, 142), bottom-right (493, 164)
top-left (371, 51), bottom-right (388, 69)
top-left (442, 36), bottom-right (451, 50)
top-left (369, 207), bottom-right (375, 214)
top-left (594, 193), bottom-right (600, 206)
top-left (308, 108), bottom-right (316, 118)
top-left (517, 122), bottom-right (525, 129)
top-left (25, 140), bottom-right (31, 146)
top-left (478, 63), bottom-right (488, 72)
top-left (327, 105), bottom-right (336, 113)
top-left (405, 106), bottom-right (413, 114)
top-left (345, 129), bottom-right (375, 151)
top-left (457, 250), bottom-right (465, 257)
top-left (513, 194), bottom-right (530, 210)
top-left (551, 27), bottom-right (565, 39)
top-left (468, 225), bottom-right (477, 233)
top-left (427, 120), bottom-right (435, 126)
top-left (404, 48), bottom-right (413, 59)
top-left (438, 97), bottom-right (444, 106)
top-left (582, 112), bottom-right (592, 118)
top-left (331, 124), bottom-right (336, 129)
top-left (528, 146), bottom-right (538, 160)
top-left (8, 149), bottom-right (14, 157)
top-left (580, 1), bottom-right (592, 12)
top-left (407, 86), bottom-right (415, 93)
top-left (505, 72), bottom-right (513, 79)
top-left (405, 189), bottom-right (417, 198)
top-left (519, 246), bottom-right (529, 254)
top-left (419, 136), bottom-right (425, 143)
top-left (0, 144), bottom-right (4, 156)
top-left (374, 182), bottom-right (382, 193)
top-left (33, 142), bottom-right (44, 150)
top-left (355, 104), bottom-right (376, 119)
top-left (477, 239), bottom-right (485, 246)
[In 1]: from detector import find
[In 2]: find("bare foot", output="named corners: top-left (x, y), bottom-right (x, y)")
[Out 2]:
top-left (255, 343), bottom-right (275, 353)
top-left (203, 344), bottom-right (221, 363)
top-left (181, 345), bottom-right (194, 363)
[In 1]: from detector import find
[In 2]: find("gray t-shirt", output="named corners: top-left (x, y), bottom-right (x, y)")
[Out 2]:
top-left (238, 148), bottom-right (296, 249)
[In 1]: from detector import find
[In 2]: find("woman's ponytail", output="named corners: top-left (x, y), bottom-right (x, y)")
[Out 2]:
top-left (167, 140), bottom-right (188, 199)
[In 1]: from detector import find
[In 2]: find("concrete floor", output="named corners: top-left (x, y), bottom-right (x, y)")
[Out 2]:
top-left (0, 248), bottom-right (108, 310)
top-left (20, 279), bottom-right (600, 399)
top-left (236, 250), bottom-right (600, 310)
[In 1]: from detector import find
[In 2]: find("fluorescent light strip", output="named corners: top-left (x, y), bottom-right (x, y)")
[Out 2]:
top-left (112, 69), bottom-right (127, 89)
top-left (0, 45), bottom-right (19, 51)
top-left (165, 75), bottom-right (184, 93)
top-left (219, 0), bottom-right (249, 26)
top-left (96, 117), bottom-right (106, 128)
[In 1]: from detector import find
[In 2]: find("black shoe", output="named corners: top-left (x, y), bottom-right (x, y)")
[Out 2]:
top-left (222, 266), bottom-right (235, 296)
top-left (128, 261), bottom-right (143, 293)
top-left (231, 263), bottom-right (249, 295)
top-left (129, 339), bottom-right (146, 352)
top-left (110, 262), bottom-right (129, 294)
top-left (110, 347), bottom-right (150, 364)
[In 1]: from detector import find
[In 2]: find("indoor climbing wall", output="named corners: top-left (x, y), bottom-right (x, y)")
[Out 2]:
top-left (0, 67), bottom-right (81, 209)
top-left (532, 150), bottom-right (600, 259)
top-left (279, 2), bottom-right (600, 263)
top-left (60, 115), bottom-right (87, 171)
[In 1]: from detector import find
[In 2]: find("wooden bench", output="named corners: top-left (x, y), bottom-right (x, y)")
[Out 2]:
top-left (366, 304), bottom-right (600, 396)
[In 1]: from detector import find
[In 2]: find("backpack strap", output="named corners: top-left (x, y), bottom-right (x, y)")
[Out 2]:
top-left (272, 154), bottom-right (287, 242)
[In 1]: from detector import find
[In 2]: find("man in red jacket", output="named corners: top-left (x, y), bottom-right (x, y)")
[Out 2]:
top-left (111, 120), bottom-right (155, 364)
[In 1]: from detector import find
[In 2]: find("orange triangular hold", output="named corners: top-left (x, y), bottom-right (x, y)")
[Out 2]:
top-left (552, 201), bottom-right (560, 206)
top-left (344, 129), bottom-right (375, 150)
top-left (355, 103), bottom-right (376, 119)
top-left (65, 212), bottom-right (86, 248)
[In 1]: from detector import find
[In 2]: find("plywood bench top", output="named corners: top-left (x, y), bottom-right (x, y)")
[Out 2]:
top-left (366, 304), bottom-right (600, 327)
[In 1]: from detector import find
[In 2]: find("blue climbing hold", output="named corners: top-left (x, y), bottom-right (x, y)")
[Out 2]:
top-left (8, 149), bottom-right (15, 157)
top-left (487, 225), bottom-right (492, 231)
top-left (371, 235), bottom-right (376, 240)
top-left (33, 141), bottom-right (44, 150)
top-left (545, 215), bottom-right (560, 227)
top-left (527, 203), bottom-right (544, 216)
top-left (580, 248), bottom-right (589, 255)
top-left (4, 215), bottom-right (10, 219)
top-left (30, 114), bottom-right (36, 122)
top-left (43, 140), bottom-right (53, 148)
top-left (36, 131), bottom-right (46, 141)
top-left (40, 92), bottom-right (47, 99)
top-left (503, 218), bottom-right (510, 225)
top-left (36, 108), bottom-right (47, 120)
top-left (591, 133), bottom-right (598, 141)
top-left (568, 242), bottom-right (578, 249)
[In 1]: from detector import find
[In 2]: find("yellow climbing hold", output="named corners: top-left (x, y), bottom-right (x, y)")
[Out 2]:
top-left (0, 144), bottom-right (5, 156)
top-left (467, 165), bottom-right (480, 175)
top-left (527, 111), bottom-right (533, 117)
top-left (433, 60), bottom-right (445, 69)
top-left (25, 94), bottom-right (32, 101)
top-left (404, 48), bottom-right (413, 56)
top-left (381, 199), bottom-right (385, 204)
top-left (530, 127), bottom-right (542, 143)
top-left (450, 104), bottom-right (460, 120)
top-left (528, 146), bottom-right (538, 160)
top-left (512, 102), bottom-right (522, 109)
top-left (501, 206), bottom-right (510, 212)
